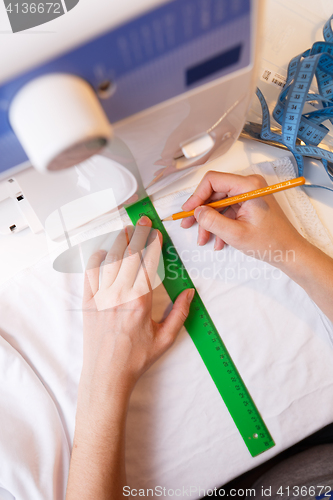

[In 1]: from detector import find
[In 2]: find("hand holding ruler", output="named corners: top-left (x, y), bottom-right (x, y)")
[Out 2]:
top-left (126, 197), bottom-right (275, 457)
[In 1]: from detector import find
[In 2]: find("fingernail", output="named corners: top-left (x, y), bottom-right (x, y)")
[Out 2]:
top-left (187, 288), bottom-right (195, 301)
top-left (137, 216), bottom-right (150, 225)
top-left (197, 235), bottom-right (202, 246)
top-left (180, 219), bottom-right (186, 228)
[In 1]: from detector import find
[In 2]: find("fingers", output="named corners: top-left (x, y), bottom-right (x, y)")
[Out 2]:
top-left (134, 228), bottom-right (162, 291)
top-left (116, 216), bottom-right (153, 288)
top-left (181, 171), bottom-right (227, 212)
top-left (180, 173), bottom-right (266, 248)
top-left (83, 249), bottom-right (107, 302)
top-left (180, 215), bottom-right (195, 229)
top-left (159, 288), bottom-right (195, 342)
top-left (180, 201), bottom-right (235, 231)
top-left (212, 207), bottom-right (235, 250)
top-left (197, 225), bottom-right (210, 246)
top-left (181, 204), bottom-right (237, 248)
top-left (100, 226), bottom-right (134, 289)
top-left (181, 210), bottom-right (231, 246)
top-left (181, 172), bottom-right (267, 212)
top-left (194, 205), bottom-right (243, 245)
top-left (214, 236), bottom-right (225, 251)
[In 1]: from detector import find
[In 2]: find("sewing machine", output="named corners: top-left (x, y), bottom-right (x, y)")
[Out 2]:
top-left (2, 0), bottom-right (332, 260)
top-left (0, 0), bottom-right (262, 247)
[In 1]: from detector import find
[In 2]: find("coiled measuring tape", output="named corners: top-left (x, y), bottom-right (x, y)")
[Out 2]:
top-left (256, 14), bottom-right (333, 191)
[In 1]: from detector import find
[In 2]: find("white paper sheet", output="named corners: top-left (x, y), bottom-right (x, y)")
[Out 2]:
top-left (0, 158), bottom-right (332, 499)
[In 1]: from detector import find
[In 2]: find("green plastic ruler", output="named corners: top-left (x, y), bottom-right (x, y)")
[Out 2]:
top-left (126, 196), bottom-right (275, 457)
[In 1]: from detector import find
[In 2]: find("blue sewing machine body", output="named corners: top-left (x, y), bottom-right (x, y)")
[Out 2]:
top-left (0, 0), bottom-right (255, 176)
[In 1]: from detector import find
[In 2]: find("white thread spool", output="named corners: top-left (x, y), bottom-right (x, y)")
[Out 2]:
top-left (9, 73), bottom-right (112, 173)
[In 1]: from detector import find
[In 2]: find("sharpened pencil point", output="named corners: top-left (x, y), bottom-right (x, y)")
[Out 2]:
top-left (162, 215), bottom-right (173, 221)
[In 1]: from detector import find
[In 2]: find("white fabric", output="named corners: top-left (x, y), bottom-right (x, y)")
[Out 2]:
top-left (0, 158), bottom-right (333, 499)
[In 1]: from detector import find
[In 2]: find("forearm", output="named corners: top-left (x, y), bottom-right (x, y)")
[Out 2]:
top-left (278, 238), bottom-right (333, 323)
top-left (66, 375), bottom-right (131, 500)
top-left (68, 216), bottom-right (191, 499)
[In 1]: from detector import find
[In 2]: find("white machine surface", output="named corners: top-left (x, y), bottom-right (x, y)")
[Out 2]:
top-left (1, 0), bottom-right (333, 499)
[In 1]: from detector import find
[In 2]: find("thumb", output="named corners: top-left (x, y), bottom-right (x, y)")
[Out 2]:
top-left (194, 206), bottom-right (241, 243)
top-left (159, 288), bottom-right (194, 341)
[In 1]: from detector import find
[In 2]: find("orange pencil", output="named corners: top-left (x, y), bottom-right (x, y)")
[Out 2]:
top-left (162, 176), bottom-right (306, 221)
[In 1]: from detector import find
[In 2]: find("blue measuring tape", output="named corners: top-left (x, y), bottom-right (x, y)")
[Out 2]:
top-left (256, 14), bottom-right (333, 192)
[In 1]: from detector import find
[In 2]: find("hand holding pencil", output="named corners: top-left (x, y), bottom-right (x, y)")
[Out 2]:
top-left (177, 171), bottom-right (306, 256)
top-left (163, 176), bottom-right (305, 221)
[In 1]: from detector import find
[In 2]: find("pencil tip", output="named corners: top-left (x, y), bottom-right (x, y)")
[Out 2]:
top-left (162, 215), bottom-right (173, 221)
